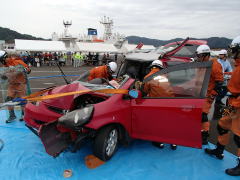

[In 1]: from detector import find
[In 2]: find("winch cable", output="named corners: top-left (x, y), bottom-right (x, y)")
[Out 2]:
top-left (56, 62), bottom-right (70, 84)
top-left (23, 86), bottom-right (56, 99)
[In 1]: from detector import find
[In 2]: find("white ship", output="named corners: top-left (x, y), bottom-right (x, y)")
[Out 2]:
top-left (14, 16), bottom-right (155, 54)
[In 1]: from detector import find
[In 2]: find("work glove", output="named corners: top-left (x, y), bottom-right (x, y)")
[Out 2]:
top-left (134, 81), bottom-right (142, 90)
top-left (12, 97), bottom-right (27, 105)
top-left (24, 68), bottom-right (31, 74)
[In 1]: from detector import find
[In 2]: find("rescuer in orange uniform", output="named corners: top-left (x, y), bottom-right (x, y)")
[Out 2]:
top-left (143, 60), bottom-right (174, 98)
top-left (88, 62), bottom-right (117, 81)
top-left (212, 49), bottom-right (233, 120)
top-left (0, 51), bottom-right (31, 123)
top-left (196, 45), bottom-right (224, 145)
top-left (143, 60), bottom-right (176, 150)
top-left (205, 36), bottom-right (240, 176)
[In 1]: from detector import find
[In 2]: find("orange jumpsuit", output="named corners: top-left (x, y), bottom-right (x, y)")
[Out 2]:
top-left (218, 59), bottom-right (240, 156)
top-left (4, 58), bottom-right (30, 98)
top-left (202, 59), bottom-right (224, 131)
top-left (88, 65), bottom-right (112, 81)
top-left (5, 58), bottom-right (30, 70)
top-left (143, 68), bottom-right (174, 97)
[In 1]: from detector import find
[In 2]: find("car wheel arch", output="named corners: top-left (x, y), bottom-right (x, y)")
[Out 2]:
top-left (93, 124), bottom-right (119, 161)
top-left (95, 123), bottom-right (131, 145)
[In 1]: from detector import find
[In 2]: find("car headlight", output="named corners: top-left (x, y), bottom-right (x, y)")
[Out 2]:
top-left (58, 105), bottom-right (94, 130)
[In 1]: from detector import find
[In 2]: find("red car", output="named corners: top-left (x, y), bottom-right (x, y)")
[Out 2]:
top-left (118, 38), bottom-right (207, 81)
top-left (161, 40), bottom-right (207, 63)
top-left (24, 39), bottom-right (212, 161)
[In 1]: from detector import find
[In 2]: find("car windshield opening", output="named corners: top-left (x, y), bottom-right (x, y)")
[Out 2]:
top-left (157, 44), bottom-right (197, 58)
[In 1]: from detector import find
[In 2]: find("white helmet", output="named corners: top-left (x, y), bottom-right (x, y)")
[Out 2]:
top-left (230, 36), bottom-right (240, 55)
top-left (108, 62), bottom-right (117, 73)
top-left (196, 45), bottom-right (211, 54)
top-left (0, 50), bottom-right (7, 64)
top-left (0, 50), bottom-right (7, 58)
top-left (151, 60), bottom-right (163, 69)
top-left (231, 36), bottom-right (240, 48)
top-left (219, 49), bottom-right (228, 55)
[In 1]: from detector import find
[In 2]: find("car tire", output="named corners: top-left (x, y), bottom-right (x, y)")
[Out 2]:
top-left (93, 125), bottom-right (119, 161)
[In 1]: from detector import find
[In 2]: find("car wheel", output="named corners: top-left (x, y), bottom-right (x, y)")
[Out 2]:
top-left (93, 126), bottom-right (119, 161)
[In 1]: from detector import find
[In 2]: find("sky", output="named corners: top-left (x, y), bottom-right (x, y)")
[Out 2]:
top-left (0, 0), bottom-right (239, 40)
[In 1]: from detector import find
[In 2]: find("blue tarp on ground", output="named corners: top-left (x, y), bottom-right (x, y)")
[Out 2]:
top-left (0, 110), bottom-right (238, 180)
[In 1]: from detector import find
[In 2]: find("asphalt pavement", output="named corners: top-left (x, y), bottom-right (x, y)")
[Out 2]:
top-left (28, 65), bottom-right (92, 92)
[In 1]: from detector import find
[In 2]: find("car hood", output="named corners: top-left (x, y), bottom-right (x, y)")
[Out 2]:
top-left (43, 82), bottom-right (90, 109)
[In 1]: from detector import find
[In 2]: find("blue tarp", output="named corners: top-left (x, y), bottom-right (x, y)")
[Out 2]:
top-left (0, 110), bottom-right (238, 180)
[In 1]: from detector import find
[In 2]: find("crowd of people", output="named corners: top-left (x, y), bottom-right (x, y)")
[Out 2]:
top-left (0, 35), bottom-right (240, 176)
top-left (19, 52), bottom-right (67, 67)
top-left (17, 51), bottom-right (119, 68)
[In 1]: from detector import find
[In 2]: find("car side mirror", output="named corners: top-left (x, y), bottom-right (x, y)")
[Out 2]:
top-left (128, 90), bottom-right (141, 99)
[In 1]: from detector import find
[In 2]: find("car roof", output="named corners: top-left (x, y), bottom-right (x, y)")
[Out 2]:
top-left (125, 38), bottom-right (198, 62)
top-left (164, 40), bottom-right (207, 47)
top-left (125, 52), bottom-right (160, 62)
top-left (125, 51), bottom-right (190, 62)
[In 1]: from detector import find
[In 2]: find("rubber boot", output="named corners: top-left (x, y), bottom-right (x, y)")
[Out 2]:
top-left (152, 142), bottom-right (164, 149)
top-left (6, 110), bottom-right (16, 123)
top-left (19, 111), bottom-right (24, 121)
top-left (171, 144), bottom-right (177, 150)
top-left (205, 142), bottom-right (224, 160)
top-left (202, 131), bottom-right (209, 145)
top-left (225, 158), bottom-right (240, 176)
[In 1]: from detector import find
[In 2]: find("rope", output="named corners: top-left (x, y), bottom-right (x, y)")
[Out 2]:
top-left (26, 89), bottom-right (129, 102)
top-left (0, 87), bottom-right (56, 108)
top-left (0, 88), bottom-right (129, 108)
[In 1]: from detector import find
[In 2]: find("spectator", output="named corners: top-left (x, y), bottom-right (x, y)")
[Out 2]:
top-left (102, 53), bottom-right (107, 65)
top-left (58, 54), bottom-right (66, 67)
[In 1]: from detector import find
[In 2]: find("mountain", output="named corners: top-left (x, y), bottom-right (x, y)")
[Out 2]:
top-left (126, 36), bottom-right (232, 49)
top-left (0, 27), bottom-right (44, 43)
top-left (0, 26), bottom-right (232, 49)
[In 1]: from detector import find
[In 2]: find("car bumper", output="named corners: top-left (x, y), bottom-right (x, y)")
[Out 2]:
top-left (39, 121), bottom-right (94, 157)
top-left (24, 102), bottom-right (62, 129)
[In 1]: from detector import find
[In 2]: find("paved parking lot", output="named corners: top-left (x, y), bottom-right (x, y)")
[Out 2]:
top-left (28, 65), bottom-right (92, 91)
